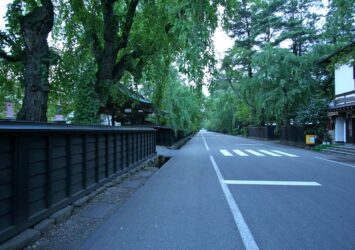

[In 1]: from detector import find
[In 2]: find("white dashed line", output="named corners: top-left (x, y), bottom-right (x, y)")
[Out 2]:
top-left (315, 157), bottom-right (355, 168)
top-left (201, 134), bottom-right (210, 151)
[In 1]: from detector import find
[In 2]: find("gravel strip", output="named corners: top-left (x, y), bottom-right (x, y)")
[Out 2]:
top-left (25, 166), bottom-right (159, 250)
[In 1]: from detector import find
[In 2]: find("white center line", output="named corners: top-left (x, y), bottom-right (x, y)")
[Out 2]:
top-left (258, 150), bottom-right (281, 157)
top-left (223, 180), bottom-right (321, 186)
top-left (201, 134), bottom-right (210, 151)
top-left (315, 157), bottom-right (355, 168)
top-left (209, 156), bottom-right (259, 250)
top-left (245, 150), bottom-right (264, 156)
top-left (220, 149), bottom-right (233, 156)
top-left (271, 150), bottom-right (299, 157)
top-left (233, 150), bottom-right (248, 156)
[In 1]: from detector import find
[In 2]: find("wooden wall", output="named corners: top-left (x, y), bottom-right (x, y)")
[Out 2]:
top-left (0, 122), bottom-right (156, 243)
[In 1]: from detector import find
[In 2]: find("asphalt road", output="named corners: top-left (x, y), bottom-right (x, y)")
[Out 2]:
top-left (79, 131), bottom-right (355, 250)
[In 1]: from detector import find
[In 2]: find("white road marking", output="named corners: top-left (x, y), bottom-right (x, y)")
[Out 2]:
top-left (201, 134), bottom-right (210, 151)
top-left (220, 149), bottom-right (233, 156)
top-left (315, 157), bottom-right (355, 168)
top-left (245, 150), bottom-right (264, 156)
top-left (219, 149), bottom-right (301, 157)
top-left (258, 150), bottom-right (281, 157)
top-left (223, 180), bottom-right (321, 186)
top-left (209, 156), bottom-right (259, 250)
top-left (233, 150), bottom-right (249, 156)
top-left (271, 150), bottom-right (299, 157)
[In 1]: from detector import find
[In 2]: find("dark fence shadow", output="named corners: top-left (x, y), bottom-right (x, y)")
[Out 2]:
top-left (153, 126), bottom-right (191, 147)
top-left (248, 126), bottom-right (276, 140)
top-left (280, 126), bottom-right (305, 147)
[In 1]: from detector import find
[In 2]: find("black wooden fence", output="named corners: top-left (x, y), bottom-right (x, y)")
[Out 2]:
top-left (280, 126), bottom-right (305, 147)
top-left (154, 126), bottom-right (190, 146)
top-left (248, 126), bottom-right (276, 140)
top-left (0, 122), bottom-right (156, 243)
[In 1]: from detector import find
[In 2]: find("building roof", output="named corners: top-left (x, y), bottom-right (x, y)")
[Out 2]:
top-left (118, 84), bottom-right (152, 105)
top-left (328, 101), bottom-right (355, 112)
top-left (320, 41), bottom-right (355, 64)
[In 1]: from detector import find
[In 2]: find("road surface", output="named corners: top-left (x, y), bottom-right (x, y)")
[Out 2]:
top-left (79, 131), bottom-right (355, 250)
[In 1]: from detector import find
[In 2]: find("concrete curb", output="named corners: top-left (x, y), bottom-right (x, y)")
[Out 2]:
top-left (168, 134), bottom-right (194, 150)
top-left (0, 229), bottom-right (40, 250)
top-left (50, 206), bottom-right (74, 224)
top-left (73, 196), bottom-right (90, 208)
top-left (34, 219), bottom-right (55, 234)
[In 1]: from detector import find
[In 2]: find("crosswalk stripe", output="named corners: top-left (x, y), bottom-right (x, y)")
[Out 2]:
top-left (245, 149), bottom-right (265, 156)
top-left (271, 150), bottom-right (299, 157)
top-left (233, 150), bottom-right (248, 156)
top-left (220, 149), bottom-right (233, 156)
top-left (258, 150), bottom-right (281, 157)
top-left (219, 149), bottom-right (300, 158)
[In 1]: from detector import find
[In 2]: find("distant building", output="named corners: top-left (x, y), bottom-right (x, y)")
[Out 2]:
top-left (53, 103), bottom-right (66, 123)
top-left (4, 100), bottom-right (15, 120)
top-left (325, 42), bottom-right (355, 144)
top-left (99, 84), bottom-right (154, 126)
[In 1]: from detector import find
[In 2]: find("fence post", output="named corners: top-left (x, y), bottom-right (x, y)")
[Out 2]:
top-left (120, 133), bottom-right (124, 170)
top-left (114, 134), bottom-right (117, 174)
top-left (154, 131), bottom-right (157, 153)
top-left (46, 136), bottom-right (53, 207)
top-left (82, 134), bottom-right (87, 189)
top-left (66, 135), bottom-right (72, 197)
top-left (105, 134), bottom-right (109, 178)
top-left (145, 133), bottom-right (148, 158)
top-left (13, 136), bottom-right (29, 224)
top-left (95, 134), bottom-right (99, 183)
top-left (126, 133), bottom-right (130, 168)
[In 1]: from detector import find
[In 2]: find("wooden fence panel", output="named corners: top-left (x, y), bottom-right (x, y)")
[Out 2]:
top-left (0, 122), bottom-right (156, 244)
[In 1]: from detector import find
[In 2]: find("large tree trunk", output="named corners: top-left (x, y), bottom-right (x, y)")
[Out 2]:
top-left (93, 0), bottom-right (140, 125)
top-left (96, 0), bottom-right (118, 84)
top-left (17, 0), bottom-right (54, 122)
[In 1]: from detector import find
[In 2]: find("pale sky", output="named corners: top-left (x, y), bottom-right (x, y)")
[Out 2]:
top-left (213, 25), bottom-right (234, 61)
top-left (0, 0), bottom-right (12, 30)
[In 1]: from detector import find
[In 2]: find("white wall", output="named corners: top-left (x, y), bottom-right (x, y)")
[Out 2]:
top-left (335, 117), bottom-right (346, 142)
top-left (100, 114), bottom-right (121, 126)
top-left (335, 63), bottom-right (354, 95)
top-left (100, 114), bottom-right (112, 126)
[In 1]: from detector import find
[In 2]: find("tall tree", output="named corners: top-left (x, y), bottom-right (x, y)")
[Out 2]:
top-left (207, 0), bottom-right (335, 133)
top-left (56, 0), bottom-right (219, 123)
top-left (67, 0), bottom-right (141, 120)
top-left (222, 0), bottom-right (260, 77)
top-left (147, 67), bottom-right (203, 133)
top-left (0, 0), bottom-right (54, 121)
top-left (276, 0), bottom-right (322, 56)
top-left (325, 0), bottom-right (354, 44)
